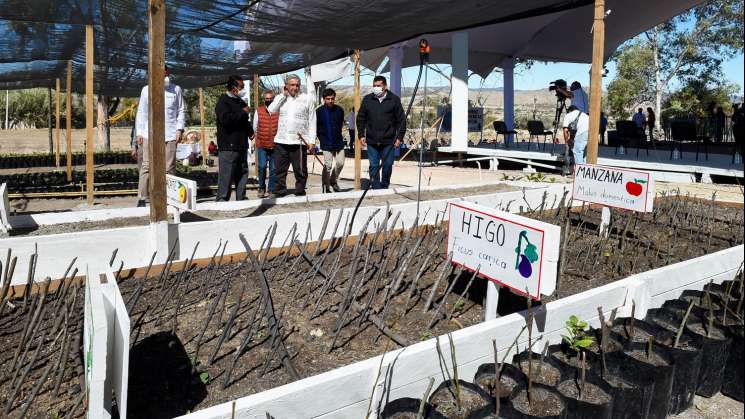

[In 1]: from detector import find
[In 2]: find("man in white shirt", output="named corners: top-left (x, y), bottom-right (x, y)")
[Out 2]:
top-left (133, 66), bottom-right (186, 207)
top-left (563, 105), bottom-right (590, 166)
top-left (267, 74), bottom-right (317, 196)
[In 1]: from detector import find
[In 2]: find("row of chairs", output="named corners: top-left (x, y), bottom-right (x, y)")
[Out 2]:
top-left (491, 120), bottom-right (557, 151)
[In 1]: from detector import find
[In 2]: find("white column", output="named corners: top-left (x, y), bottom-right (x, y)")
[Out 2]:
top-left (503, 57), bottom-right (515, 145)
top-left (451, 32), bottom-right (469, 152)
top-left (485, 282), bottom-right (500, 320)
top-left (388, 44), bottom-right (404, 96)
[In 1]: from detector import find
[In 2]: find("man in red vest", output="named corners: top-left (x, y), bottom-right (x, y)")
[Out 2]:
top-left (252, 90), bottom-right (279, 198)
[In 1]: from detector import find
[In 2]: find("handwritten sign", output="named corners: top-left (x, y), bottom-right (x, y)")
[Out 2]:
top-left (166, 174), bottom-right (197, 211)
top-left (84, 267), bottom-right (111, 419)
top-left (572, 164), bottom-right (654, 212)
top-left (447, 202), bottom-right (561, 300)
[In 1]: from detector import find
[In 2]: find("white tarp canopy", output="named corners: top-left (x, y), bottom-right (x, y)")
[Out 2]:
top-left (362, 0), bottom-right (702, 75)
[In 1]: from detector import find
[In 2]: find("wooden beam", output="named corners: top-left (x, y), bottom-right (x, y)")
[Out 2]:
top-left (48, 87), bottom-right (53, 154)
top-left (66, 61), bottom-right (72, 182)
top-left (199, 87), bottom-right (207, 167)
top-left (353, 50), bottom-right (362, 190)
top-left (85, 25), bottom-right (95, 206)
top-left (253, 74), bottom-right (260, 174)
top-left (148, 0), bottom-right (167, 222)
top-left (586, 0), bottom-right (605, 165)
top-left (55, 78), bottom-right (61, 167)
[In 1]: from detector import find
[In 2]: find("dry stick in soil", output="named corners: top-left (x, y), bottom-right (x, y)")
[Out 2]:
top-left (193, 280), bottom-right (230, 368)
top-left (423, 252), bottom-right (454, 313)
top-left (446, 265), bottom-right (481, 321)
top-left (526, 294), bottom-right (535, 405)
top-left (23, 251), bottom-right (36, 308)
top-left (17, 342), bottom-right (57, 418)
top-left (418, 377), bottom-right (435, 419)
top-left (403, 228), bottom-right (447, 310)
top-left (364, 340), bottom-right (392, 419)
top-left (379, 235), bottom-right (425, 324)
top-left (223, 293), bottom-right (265, 389)
top-left (448, 332), bottom-right (462, 411)
top-left (313, 209), bottom-right (332, 255)
top-left (493, 339), bottom-right (501, 417)
top-left (674, 300), bottom-right (696, 348)
top-left (301, 209), bottom-right (345, 308)
top-left (208, 286), bottom-right (246, 366)
top-left (240, 234), bottom-right (300, 380)
top-left (278, 222), bottom-right (298, 266)
top-left (125, 251), bottom-right (157, 312)
top-left (10, 279), bottom-right (50, 375)
top-left (154, 242), bottom-right (200, 325)
top-left (579, 351), bottom-right (587, 400)
top-left (427, 266), bottom-right (464, 329)
top-left (309, 215), bottom-right (352, 319)
top-left (52, 299), bottom-right (74, 397)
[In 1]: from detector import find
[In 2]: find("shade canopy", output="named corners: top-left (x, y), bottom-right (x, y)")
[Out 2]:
top-left (362, 0), bottom-right (701, 77)
top-left (0, 0), bottom-right (699, 95)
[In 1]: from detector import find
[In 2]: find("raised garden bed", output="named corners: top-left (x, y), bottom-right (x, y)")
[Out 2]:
top-left (105, 194), bottom-right (742, 417)
top-left (0, 151), bottom-right (133, 169)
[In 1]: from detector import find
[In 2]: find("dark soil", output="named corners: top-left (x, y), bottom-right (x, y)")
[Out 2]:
top-left (429, 383), bottom-right (491, 419)
top-left (475, 372), bottom-right (520, 399)
top-left (510, 387), bottom-right (565, 416)
top-left (557, 380), bottom-right (612, 405)
top-left (624, 349), bottom-right (670, 367)
top-left (551, 350), bottom-right (595, 373)
top-left (0, 281), bottom-right (85, 418)
top-left (516, 359), bottom-right (562, 387)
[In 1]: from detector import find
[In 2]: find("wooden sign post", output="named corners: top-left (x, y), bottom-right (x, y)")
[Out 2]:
top-left (199, 87), bottom-right (207, 167)
top-left (66, 61), bottom-right (72, 182)
top-left (586, 0), bottom-right (605, 164)
top-left (55, 78), bottom-right (61, 167)
top-left (148, 0), bottom-right (167, 223)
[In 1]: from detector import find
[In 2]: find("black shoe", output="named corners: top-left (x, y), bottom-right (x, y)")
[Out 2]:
top-left (274, 190), bottom-right (288, 197)
top-left (136, 200), bottom-right (146, 208)
top-left (294, 190), bottom-right (306, 197)
top-left (331, 183), bottom-right (341, 192)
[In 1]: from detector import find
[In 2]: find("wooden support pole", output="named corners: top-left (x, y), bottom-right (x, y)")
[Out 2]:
top-left (353, 50), bottom-right (362, 190)
top-left (48, 87), bottom-right (53, 154)
top-left (85, 25), bottom-right (94, 206)
top-left (253, 74), bottom-right (260, 174)
top-left (65, 61), bottom-right (72, 182)
top-left (55, 79), bottom-right (61, 167)
top-left (586, 0), bottom-right (605, 165)
top-left (148, 0), bottom-right (167, 222)
top-left (199, 87), bottom-right (206, 167)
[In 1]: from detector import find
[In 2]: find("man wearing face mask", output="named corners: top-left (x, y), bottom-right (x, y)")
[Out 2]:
top-left (268, 74), bottom-right (317, 196)
top-left (214, 75), bottom-right (254, 201)
top-left (357, 76), bottom-right (406, 189)
top-left (252, 90), bottom-right (279, 198)
top-left (133, 66), bottom-right (185, 207)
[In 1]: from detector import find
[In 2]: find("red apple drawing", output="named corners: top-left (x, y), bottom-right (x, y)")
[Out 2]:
top-left (625, 179), bottom-right (646, 197)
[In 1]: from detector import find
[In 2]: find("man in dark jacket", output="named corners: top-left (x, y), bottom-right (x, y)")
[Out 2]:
top-left (357, 76), bottom-right (406, 189)
top-left (316, 88), bottom-right (345, 192)
top-left (214, 75), bottom-right (253, 201)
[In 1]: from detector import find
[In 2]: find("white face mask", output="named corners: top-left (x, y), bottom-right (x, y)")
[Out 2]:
top-left (164, 76), bottom-right (171, 86)
top-left (372, 86), bottom-right (384, 96)
top-left (236, 88), bottom-right (246, 97)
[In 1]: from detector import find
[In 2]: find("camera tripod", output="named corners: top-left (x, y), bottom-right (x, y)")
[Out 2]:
top-left (550, 96), bottom-right (572, 175)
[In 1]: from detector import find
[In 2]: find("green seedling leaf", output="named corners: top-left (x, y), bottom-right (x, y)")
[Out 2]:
top-left (199, 372), bottom-right (210, 385)
top-left (576, 337), bottom-right (595, 348)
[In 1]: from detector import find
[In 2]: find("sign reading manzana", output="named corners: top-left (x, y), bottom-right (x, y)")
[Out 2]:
top-left (447, 202), bottom-right (561, 300)
top-left (572, 164), bottom-right (655, 212)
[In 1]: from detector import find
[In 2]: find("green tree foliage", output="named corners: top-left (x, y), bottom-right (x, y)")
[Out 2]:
top-left (662, 79), bottom-right (738, 124)
top-left (607, 0), bottom-right (743, 123)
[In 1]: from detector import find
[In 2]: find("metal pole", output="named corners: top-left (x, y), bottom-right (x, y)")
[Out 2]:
top-left (5, 90), bottom-right (9, 129)
top-left (353, 50), bottom-right (362, 190)
top-left (85, 25), bottom-right (95, 206)
top-left (416, 60), bottom-right (428, 221)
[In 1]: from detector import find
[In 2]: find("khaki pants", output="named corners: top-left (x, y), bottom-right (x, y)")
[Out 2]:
top-left (137, 138), bottom-right (177, 200)
top-left (322, 150), bottom-right (345, 187)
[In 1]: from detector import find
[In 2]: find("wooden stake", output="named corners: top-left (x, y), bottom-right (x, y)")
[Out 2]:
top-left (353, 50), bottom-right (362, 190)
top-left (55, 78), bottom-right (61, 167)
top-left (199, 87), bottom-right (207, 167)
top-left (65, 61), bottom-right (72, 182)
top-left (85, 25), bottom-right (94, 206)
top-left (585, 0), bottom-right (605, 164)
top-left (48, 87), bottom-right (53, 154)
top-left (148, 0), bottom-right (167, 222)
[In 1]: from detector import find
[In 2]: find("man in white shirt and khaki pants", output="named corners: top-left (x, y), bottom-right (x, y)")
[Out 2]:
top-left (134, 66), bottom-right (186, 207)
top-left (268, 74), bottom-right (317, 196)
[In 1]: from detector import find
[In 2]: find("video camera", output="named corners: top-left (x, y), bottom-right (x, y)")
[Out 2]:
top-left (549, 79), bottom-right (569, 100)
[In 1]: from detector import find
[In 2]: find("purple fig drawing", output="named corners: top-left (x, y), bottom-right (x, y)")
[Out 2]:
top-left (518, 254), bottom-right (532, 278)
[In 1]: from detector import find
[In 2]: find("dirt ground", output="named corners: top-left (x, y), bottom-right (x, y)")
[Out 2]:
top-left (675, 394), bottom-right (744, 419)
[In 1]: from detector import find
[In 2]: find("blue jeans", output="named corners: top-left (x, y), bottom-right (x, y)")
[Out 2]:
top-left (573, 131), bottom-right (588, 165)
top-left (367, 143), bottom-right (395, 189)
top-left (257, 147), bottom-right (275, 192)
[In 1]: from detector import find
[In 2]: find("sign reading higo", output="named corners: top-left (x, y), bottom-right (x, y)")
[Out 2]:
top-left (572, 164), bottom-right (654, 212)
top-left (447, 202), bottom-right (560, 300)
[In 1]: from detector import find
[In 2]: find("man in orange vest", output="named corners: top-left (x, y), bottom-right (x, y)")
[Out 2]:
top-left (252, 90), bottom-right (279, 198)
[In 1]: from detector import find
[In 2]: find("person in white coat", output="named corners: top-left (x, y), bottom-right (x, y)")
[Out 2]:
top-left (267, 74), bottom-right (317, 196)
top-left (133, 66), bottom-right (186, 207)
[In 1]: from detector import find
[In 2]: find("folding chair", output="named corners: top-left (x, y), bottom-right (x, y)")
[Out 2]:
top-left (493, 121), bottom-right (518, 149)
top-left (527, 120), bottom-right (554, 153)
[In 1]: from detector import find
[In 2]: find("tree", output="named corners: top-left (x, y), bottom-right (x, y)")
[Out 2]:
top-left (606, 43), bottom-right (655, 120)
top-left (609, 0), bottom-right (743, 127)
top-left (661, 79), bottom-right (738, 125)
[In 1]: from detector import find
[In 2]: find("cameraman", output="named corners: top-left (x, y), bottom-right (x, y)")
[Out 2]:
top-left (563, 105), bottom-right (589, 166)
top-left (556, 81), bottom-right (589, 114)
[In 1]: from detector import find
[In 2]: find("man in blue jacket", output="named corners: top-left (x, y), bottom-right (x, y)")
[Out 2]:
top-left (316, 88), bottom-right (345, 192)
top-left (357, 76), bottom-right (406, 189)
